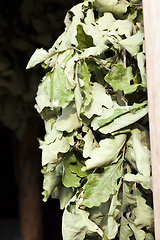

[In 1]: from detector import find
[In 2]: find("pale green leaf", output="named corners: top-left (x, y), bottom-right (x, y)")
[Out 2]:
top-left (91, 107), bottom-right (115, 131)
top-left (96, 12), bottom-right (116, 31)
top-left (128, 222), bottom-right (145, 240)
top-left (26, 47), bottom-right (57, 69)
top-left (80, 45), bottom-right (109, 58)
top-left (35, 75), bottom-right (51, 113)
top-left (88, 206), bottom-right (104, 227)
top-left (45, 126), bottom-right (63, 144)
top-left (129, 128), bottom-right (151, 177)
top-left (62, 205), bottom-right (103, 240)
top-left (64, 55), bottom-right (78, 89)
top-left (122, 182), bottom-right (136, 206)
top-left (57, 49), bottom-right (74, 69)
top-left (107, 194), bottom-right (121, 239)
top-left (83, 126), bottom-right (99, 158)
top-left (114, 20), bottom-right (133, 37)
top-left (82, 159), bottom-right (123, 208)
top-left (120, 33), bottom-right (144, 56)
top-left (107, 216), bottom-right (119, 239)
top-left (82, 22), bottom-right (110, 47)
top-left (119, 217), bottom-right (133, 240)
top-left (57, 184), bottom-right (75, 210)
top-left (81, 62), bottom-right (92, 106)
top-left (145, 233), bottom-right (154, 240)
top-left (42, 163), bottom-right (62, 201)
top-left (83, 134), bottom-right (126, 170)
top-left (44, 118), bottom-right (56, 134)
top-left (55, 102), bottom-right (82, 133)
top-left (65, 131), bottom-right (78, 146)
top-left (137, 52), bottom-right (147, 86)
top-left (93, 0), bottom-right (129, 18)
top-left (39, 137), bottom-right (70, 166)
top-left (99, 105), bottom-right (148, 134)
top-left (108, 194), bottom-right (121, 217)
top-left (84, 8), bottom-right (95, 25)
top-left (74, 62), bottom-right (83, 116)
top-left (124, 173), bottom-right (152, 190)
top-left (133, 195), bottom-right (154, 230)
top-left (52, 4), bottom-right (85, 52)
top-left (98, 101), bottom-right (148, 127)
top-left (84, 83), bottom-right (113, 119)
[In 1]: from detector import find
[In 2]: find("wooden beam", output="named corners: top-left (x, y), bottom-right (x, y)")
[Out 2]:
top-left (143, 1), bottom-right (160, 239)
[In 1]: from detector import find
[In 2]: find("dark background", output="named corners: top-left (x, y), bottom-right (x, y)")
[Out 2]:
top-left (0, 0), bottom-right (80, 239)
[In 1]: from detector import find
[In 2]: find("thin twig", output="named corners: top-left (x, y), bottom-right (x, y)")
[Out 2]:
top-left (121, 96), bottom-right (128, 106)
top-left (88, 56), bottom-right (110, 71)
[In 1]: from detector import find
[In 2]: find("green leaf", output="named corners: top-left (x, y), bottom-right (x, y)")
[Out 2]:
top-left (82, 159), bottom-right (123, 208)
top-left (69, 153), bottom-right (88, 178)
top-left (83, 134), bottom-right (126, 170)
top-left (76, 24), bottom-right (95, 50)
top-left (120, 33), bottom-right (144, 56)
top-left (84, 83), bottom-right (113, 119)
top-left (55, 102), bottom-right (82, 133)
top-left (39, 137), bottom-right (70, 166)
top-left (99, 104), bottom-right (148, 134)
top-left (105, 64), bottom-right (132, 91)
top-left (62, 151), bottom-right (82, 188)
top-left (124, 173), bottom-right (152, 190)
top-left (104, 64), bottom-right (146, 95)
top-left (48, 65), bottom-right (74, 108)
top-left (145, 233), bottom-right (154, 240)
top-left (62, 204), bottom-right (103, 240)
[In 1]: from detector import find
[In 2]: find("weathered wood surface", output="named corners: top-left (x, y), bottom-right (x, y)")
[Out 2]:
top-left (143, 1), bottom-right (160, 239)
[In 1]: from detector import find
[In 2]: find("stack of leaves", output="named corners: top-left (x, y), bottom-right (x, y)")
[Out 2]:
top-left (27, 0), bottom-right (154, 239)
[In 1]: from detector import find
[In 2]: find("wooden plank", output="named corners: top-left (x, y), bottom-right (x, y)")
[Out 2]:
top-left (143, 1), bottom-right (160, 238)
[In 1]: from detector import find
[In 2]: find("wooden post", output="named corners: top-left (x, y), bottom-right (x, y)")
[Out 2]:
top-left (143, 1), bottom-right (160, 239)
top-left (14, 121), bottom-right (44, 240)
